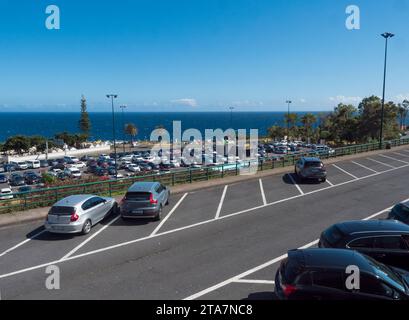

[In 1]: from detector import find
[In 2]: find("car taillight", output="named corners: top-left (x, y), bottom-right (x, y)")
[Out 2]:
top-left (149, 193), bottom-right (158, 204)
top-left (281, 283), bottom-right (297, 297)
top-left (70, 210), bottom-right (79, 222)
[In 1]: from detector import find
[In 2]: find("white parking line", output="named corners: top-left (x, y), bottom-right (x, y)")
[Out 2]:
top-left (351, 161), bottom-right (378, 173)
top-left (233, 279), bottom-right (275, 285)
top-left (215, 186), bottom-right (228, 219)
top-left (379, 154), bottom-right (409, 164)
top-left (150, 193), bottom-right (188, 236)
top-left (332, 164), bottom-right (358, 180)
top-left (183, 203), bottom-right (398, 300)
top-left (0, 229), bottom-right (46, 258)
top-left (1, 162), bottom-right (409, 281)
top-left (325, 179), bottom-right (334, 186)
top-left (398, 149), bottom-right (409, 155)
top-left (259, 179), bottom-right (267, 206)
top-left (287, 174), bottom-right (304, 195)
top-left (392, 152), bottom-right (409, 158)
top-left (367, 157), bottom-right (395, 168)
top-left (60, 215), bottom-right (121, 261)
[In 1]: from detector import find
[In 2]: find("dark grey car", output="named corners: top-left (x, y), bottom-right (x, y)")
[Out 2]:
top-left (120, 182), bottom-right (170, 221)
top-left (295, 157), bottom-right (327, 182)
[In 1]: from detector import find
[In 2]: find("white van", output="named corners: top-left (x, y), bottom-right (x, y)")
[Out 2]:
top-left (11, 161), bottom-right (28, 170)
top-left (27, 160), bottom-right (41, 169)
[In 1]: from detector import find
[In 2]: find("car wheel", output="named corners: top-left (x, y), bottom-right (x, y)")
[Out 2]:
top-left (154, 206), bottom-right (162, 221)
top-left (81, 219), bottom-right (92, 235)
top-left (321, 178), bottom-right (326, 183)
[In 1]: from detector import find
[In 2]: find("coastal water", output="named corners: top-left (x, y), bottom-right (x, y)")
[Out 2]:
top-left (0, 112), bottom-right (327, 142)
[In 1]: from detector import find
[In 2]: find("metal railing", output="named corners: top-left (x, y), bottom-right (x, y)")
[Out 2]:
top-left (1, 138), bottom-right (408, 214)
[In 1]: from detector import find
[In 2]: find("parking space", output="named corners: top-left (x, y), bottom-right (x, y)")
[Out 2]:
top-left (369, 154), bottom-right (405, 168)
top-left (261, 174), bottom-right (300, 204)
top-left (219, 179), bottom-right (264, 217)
top-left (159, 187), bottom-right (225, 233)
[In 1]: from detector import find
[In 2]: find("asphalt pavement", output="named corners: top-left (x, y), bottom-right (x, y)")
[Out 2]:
top-left (1, 149), bottom-right (409, 299)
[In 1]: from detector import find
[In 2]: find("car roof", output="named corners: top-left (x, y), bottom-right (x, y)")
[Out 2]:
top-left (295, 248), bottom-right (373, 273)
top-left (335, 220), bottom-right (409, 235)
top-left (1, 188), bottom-right (12, 192)
top-left (302, 157), bottom-right (321, 162)
top-left (127, 182), bottom-right (159, 192)
top-left (53, 195), bottom-right (96, 207)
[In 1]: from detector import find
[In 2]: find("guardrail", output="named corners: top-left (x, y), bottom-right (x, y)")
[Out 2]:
top-left (1, 138), bottom-right (408, 214)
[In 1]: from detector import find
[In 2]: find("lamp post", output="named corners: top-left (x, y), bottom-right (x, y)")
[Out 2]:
top-left (286, 100), bottom-right (292, 141)
top-left (106, 94), bottom-right (118, 177)
top-left (120, 105), bottom-right (127, 153)
top-left (379, 32), bottom-right (394, 149)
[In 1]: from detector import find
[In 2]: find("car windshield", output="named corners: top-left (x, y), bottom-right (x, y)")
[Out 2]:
top-left (364, 255), bottom-right (406, 292)
top-left (394, 204), bottom-right (409, 217)
top-left (49, 206), bottom-right (75, 215)
top-left (305, 161), bottom-right (323, 168)
top-left (125, 192), bottom-right (151, 201)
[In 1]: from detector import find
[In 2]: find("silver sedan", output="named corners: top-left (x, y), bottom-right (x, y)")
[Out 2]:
top-left (45, 194), bottom-right (118, 235)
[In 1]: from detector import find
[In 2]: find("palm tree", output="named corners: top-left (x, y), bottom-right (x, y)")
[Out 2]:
top-left (300, 113), bottom-right (317, 140)
top-left (125, 123), bottom-right (138, 144)
top-left (284, 113), bottom-right (298, 139)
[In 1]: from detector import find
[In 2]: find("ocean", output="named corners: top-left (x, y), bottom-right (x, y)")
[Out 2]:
top-left (0, 112), bottom-right (327, 142)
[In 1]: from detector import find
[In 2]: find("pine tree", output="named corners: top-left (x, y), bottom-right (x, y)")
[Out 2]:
top-left (79, 95), bottom-right (91, 138)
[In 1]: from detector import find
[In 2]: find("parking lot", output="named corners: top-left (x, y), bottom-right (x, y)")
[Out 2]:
top-left (1, 148), bottom-right (409, 299)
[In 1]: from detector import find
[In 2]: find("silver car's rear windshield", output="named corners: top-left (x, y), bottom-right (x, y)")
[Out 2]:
top-left (125, 192), bottom-right (151, 201)
top-left (50, 206), bottom-right (75, 215)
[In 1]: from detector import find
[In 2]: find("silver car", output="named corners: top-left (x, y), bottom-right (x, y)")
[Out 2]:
top-left (120, 182), bottom-right (170, 221)
top-left (295, 157), bottom-right (327, 182)
top-left (45, 195), bottom-right (118, 235)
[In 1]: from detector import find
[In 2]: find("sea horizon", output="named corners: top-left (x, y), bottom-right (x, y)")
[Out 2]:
top-left (0, 111), bottom-right (330, 143)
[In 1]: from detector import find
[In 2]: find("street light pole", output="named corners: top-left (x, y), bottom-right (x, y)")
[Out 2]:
top-left (120, 105), bottom-right (127, 153)
top-left (379, 32), bottom-right (394, 150)
top-left (286, 100), bottom-right (292, 141)
top-left (106, 94), bottom-right (118, 177)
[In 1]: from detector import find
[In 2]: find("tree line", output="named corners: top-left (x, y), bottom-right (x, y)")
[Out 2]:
top-left (268, 96), bottom-right (409, 146)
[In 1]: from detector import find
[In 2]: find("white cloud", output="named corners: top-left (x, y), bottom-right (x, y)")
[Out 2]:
top-left (396, 94), bottom-right (409, 101)
top-left (299, 98), bottom-right (307, 104)
top-left (329, 95), bottom-right (362, 104)
top-left (231, 100), bottom-right (264, 107)
top-left (171, 98), bottom-right (198, 107)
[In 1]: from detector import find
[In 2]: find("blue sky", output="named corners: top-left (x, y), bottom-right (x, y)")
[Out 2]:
top-left (0, 0), bottom-right (408, 112)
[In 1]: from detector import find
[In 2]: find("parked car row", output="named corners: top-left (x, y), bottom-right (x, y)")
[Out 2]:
top-left (275, 206), bottom-right (409, 300)
top-left (44, 182), bottom-right (170, 234)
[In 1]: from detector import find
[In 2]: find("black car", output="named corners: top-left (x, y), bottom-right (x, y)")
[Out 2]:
top-left (10, 173), bottom-right (25, 186)
top-left (107, 166), bottom-right (116, 175)
top-left (319, 220), bottom-right (409, 270)
top-left (3, 164), bottom-right (16, 172)
top-left (388, 201), bottom-right (409, 225)
top-left (148, 162), bottom-right (160, 172)
top-left (138, 162), bottom-right (152, 172)
top-left (275, 248), bottom-right (409, 300)
top-left (24, 171), bottom-right (41, 183)
top-left (0, 174), bottom-right (8, 184)
top-left (48, 159), bottom-right (59, 167)
top-left (295, 157), bottom-right (327, 182)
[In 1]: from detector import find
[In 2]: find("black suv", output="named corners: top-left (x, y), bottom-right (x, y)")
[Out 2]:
top-left (275, 248), bottom-right (409, 300)
top-left (319, 220), bottom-right (409, 270)
top-left (10, 173), bottom-right (25, 186)
top-left (388, 201), bottom-right (409, 225)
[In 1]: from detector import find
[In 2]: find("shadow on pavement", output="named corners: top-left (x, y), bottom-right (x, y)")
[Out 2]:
top-left (242, 291), bottom-right (277, 300)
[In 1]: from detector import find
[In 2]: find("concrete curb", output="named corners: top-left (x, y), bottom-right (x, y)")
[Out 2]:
top-left (1, 144), bottom-right (408, 228)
